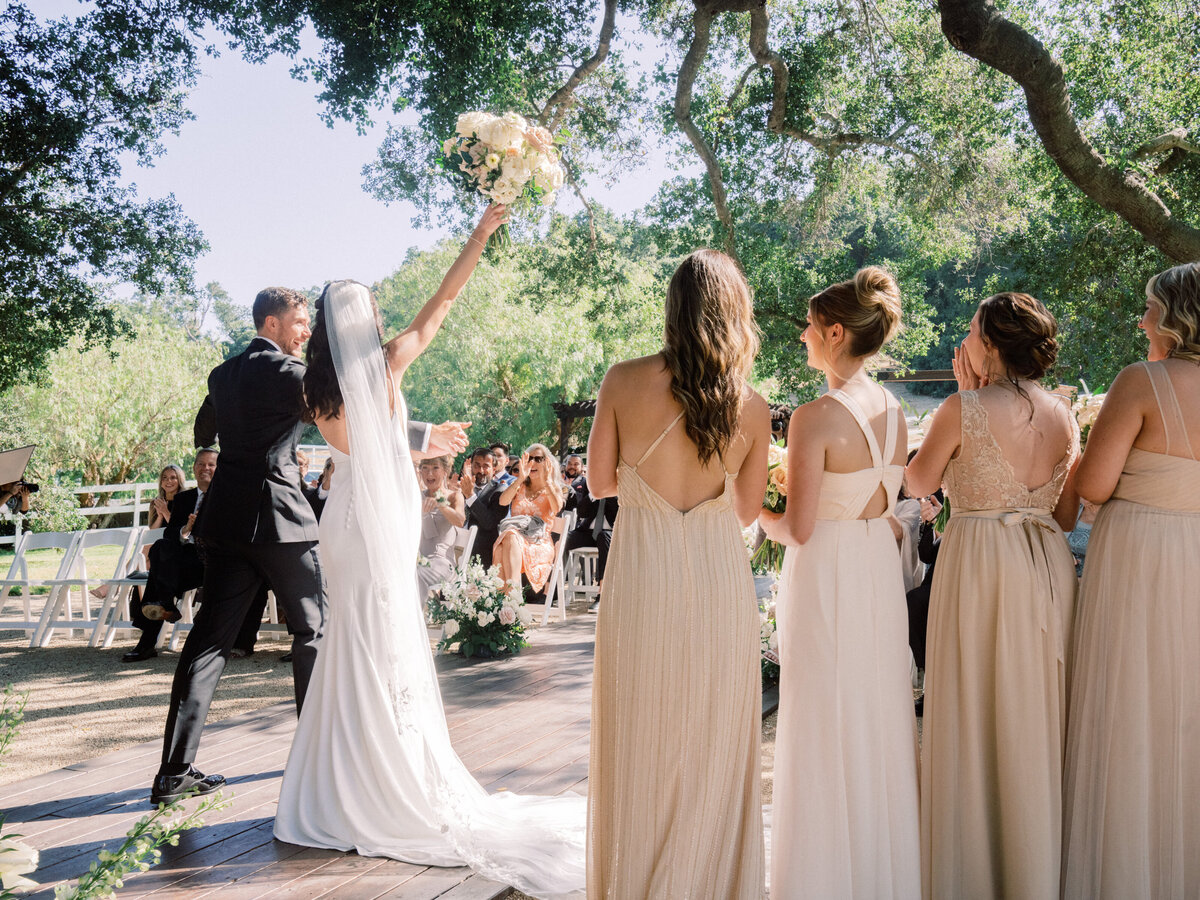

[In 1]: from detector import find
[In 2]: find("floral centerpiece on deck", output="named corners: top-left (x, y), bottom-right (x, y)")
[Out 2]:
top-left (439, 110), bottom-right (565, 246)
top-left (751, 442), bottom-right (788, 573)
top-left (427, 559), bottom-right (531, 658)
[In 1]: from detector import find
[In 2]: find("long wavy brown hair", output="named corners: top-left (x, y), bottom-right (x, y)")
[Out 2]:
top-left (302, 280), bottom-right (385, 422)
top-left (661, 250), bottom-right (761, 465)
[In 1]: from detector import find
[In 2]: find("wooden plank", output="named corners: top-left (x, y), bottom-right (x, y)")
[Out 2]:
top-left (6, 616), bottom-right (597, 899)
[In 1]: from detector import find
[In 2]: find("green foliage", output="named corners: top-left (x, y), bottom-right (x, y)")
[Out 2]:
top-left (0, 2), bottom-right (208, 390)
top-left (375, 211), bottom-right (664, 450)
top-left (0, 313), bottom-right (221, 490)
top-left (53, 791), bottom-right (230, 899)
top-left (0, 685), bottom-right (28, 765)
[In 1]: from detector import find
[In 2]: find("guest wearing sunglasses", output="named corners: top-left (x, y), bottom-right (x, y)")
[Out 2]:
top-left (494, 443), bottom-right (565, 593)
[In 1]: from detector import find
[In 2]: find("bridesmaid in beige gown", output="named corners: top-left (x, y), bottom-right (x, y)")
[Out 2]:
top-left (1063, 262), bottom-right (1200, 898)
top-left (758, 266), bottom-right (921, 899)
top-left (906, 292), bottom-right (1080, 899)
top-left (586, 249), bottom-right (770, 899)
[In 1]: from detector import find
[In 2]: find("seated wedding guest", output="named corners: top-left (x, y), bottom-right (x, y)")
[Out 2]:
top-left (907, 291), bottom-right (1079, 899)
top-left (136, 463), bottom-right (186, 571)
top-left (494, 444), bottom-right (564, 593)
top-left (563, 454), bottom-right (584, 481)
top-left (759, 266), bottom-right (919, 897)
top-left (491, 442), bottom-right (516, 487)
top-left (416, 455), bottom-right (466, 602)
top-left (1062, 262), bottom-right (1200, 898)
top-left (123, 449), bottom-right (218, 661)
top-left (563, 470), bottom-right (617, 609)
top-left (148, 464), bottom-right (186, 530)
top-left (297, 450), bottom-right (326, 520)
top-left (462, 447), bottom-right (509, 568)
top-left (308, 457), bottom-right (334, 521)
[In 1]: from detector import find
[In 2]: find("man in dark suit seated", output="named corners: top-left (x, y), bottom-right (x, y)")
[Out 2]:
top-left (462, 446), bottom-right (510, 569)
top-left (122, 449), bottom-right (219, 662)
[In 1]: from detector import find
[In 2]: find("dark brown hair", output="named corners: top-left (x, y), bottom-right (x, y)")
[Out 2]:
top-left (808, 266), bottom-right (902, 358)
top-left (302, 281), bottom-right (384, 422)
top-left (252, 286), bottom-right (309, 329)
top-left (976, 292), bottom-right (1058, 380)
top-left (662, 250), bottom-right (760, 466)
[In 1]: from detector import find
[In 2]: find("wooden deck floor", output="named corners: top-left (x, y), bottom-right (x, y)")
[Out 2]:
top-left (0, 616), bottom-right (598, 899)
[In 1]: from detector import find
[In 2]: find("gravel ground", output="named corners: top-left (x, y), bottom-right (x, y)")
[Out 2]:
top-left (0, 630), bottom-right (296, 786)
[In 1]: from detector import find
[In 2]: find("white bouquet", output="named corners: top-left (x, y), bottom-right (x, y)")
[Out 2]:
top-left (439, 110), bottom-right (565, 246)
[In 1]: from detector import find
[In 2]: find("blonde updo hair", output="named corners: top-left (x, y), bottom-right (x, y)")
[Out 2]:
top-left (1147, 263), bottom-right (1200, 363)
top-left (808, 266), bottom-right (902, 358)
top-left (662, 250), bottom-right (761, 466)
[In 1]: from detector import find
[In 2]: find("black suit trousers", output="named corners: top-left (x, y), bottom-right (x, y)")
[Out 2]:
top-left (161, 539), bottom-right (324, 766)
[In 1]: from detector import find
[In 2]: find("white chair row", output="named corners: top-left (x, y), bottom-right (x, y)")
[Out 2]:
top-left (1, 526), bottom-right (144, 648)
top-left (0, 526), bottom-right (294, 651)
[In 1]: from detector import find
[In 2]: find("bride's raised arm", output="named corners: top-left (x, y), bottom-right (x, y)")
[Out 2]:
top-left (385, 203), bottom-right (509, 376)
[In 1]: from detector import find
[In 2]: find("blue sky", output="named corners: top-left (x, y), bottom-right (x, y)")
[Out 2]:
top-left (38, 2), bottom-right (685, 306)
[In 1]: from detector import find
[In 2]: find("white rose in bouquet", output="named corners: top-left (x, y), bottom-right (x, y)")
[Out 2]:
top-left (476, 610), bottom-right (493, 627)
top-left (498, 606), bottom-right (517, 626)
top-left (0, 836), bottom-right (39, 892)
top-left (443, 619), bottom-right (460, 638)
top-left (456, 111), bottom-right (490, 138)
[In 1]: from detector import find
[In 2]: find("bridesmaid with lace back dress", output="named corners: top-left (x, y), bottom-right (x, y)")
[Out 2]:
top-left (759, 266), bottom-right (921, 899)
top-left (586, 249), bottom-right (770, 898)
top-left (906, 292), bottom-right (1080, 899)
top-left (1063, 263), bottom-right (1200, 898)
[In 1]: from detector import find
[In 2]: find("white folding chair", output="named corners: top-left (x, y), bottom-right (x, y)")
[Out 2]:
top-left (32, 527), bottom-right (138, 647)
top-left (565, 546), bottom-right (600, 604)
top-left (540, 509), bottom-right (576, 625)
top-left (165, 587), bottom-right (202, 651)
top-left (92, 527), bottom-right (162, 647)
top-left (451, 524), bottom-right (478, 577)
top-left (0, 530), bottom-right (83, 640)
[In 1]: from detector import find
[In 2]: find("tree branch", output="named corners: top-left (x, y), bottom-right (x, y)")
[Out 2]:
top-left (939, 0), bottom-right (1200, 263)
top-left (675, 3), bottom-right (738, 259)
top-left (539, 0), bottom-right (618, 132)
top-left (745, 4), bottom-right (941, 183)
top-left (1133, 128), bottom-right (1200, 176)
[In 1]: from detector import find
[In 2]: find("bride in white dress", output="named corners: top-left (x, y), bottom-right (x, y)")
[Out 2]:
top-left (273, 205), bottom-right (586, 899)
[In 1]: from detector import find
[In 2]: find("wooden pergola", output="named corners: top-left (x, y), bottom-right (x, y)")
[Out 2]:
top-left (551, 369), bottom-right (955, 457)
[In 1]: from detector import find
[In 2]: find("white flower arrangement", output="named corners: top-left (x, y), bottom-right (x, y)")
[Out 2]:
top-left (760, 596), bottom-right (780, 683)
top-left (753, 441), bottom-right (788, 573)
top-left (439, 110), bottom-right (565, 246)
top-left (1071, 383), bottom-right (1106, 450)
top-left (427, 559), bottom-right (530, 657)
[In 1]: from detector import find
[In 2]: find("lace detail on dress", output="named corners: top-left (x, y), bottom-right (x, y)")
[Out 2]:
top-left (944, 391), bottom-right (1078, 511)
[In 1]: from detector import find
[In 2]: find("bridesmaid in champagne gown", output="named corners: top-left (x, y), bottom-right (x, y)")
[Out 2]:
top-left (1063, 263), bottom-right (1200, 898)
top-left (906, 292), bottom-right (1079, 899)
top-left (759, 266), bottom-right (920, 899)
top-left (586, 249), bottom-right (770, 899)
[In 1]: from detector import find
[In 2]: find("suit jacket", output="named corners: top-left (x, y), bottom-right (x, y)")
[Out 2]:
top-left (465, 480), bottom-right (509, 557)
top-left (567, 476), bottom-right (617, 533)
top-left (194, 337), bottom-right (319, 544)
top-left (164, 488), bottom-right (202, 543)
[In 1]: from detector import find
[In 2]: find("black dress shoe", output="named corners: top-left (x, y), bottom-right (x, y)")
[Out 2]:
top-left (279, 652), bottom-right (293, 662)
top-left (150, 766), bottom-right (225, 806)
top-left (121, 647), bottom-right (157, 663)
